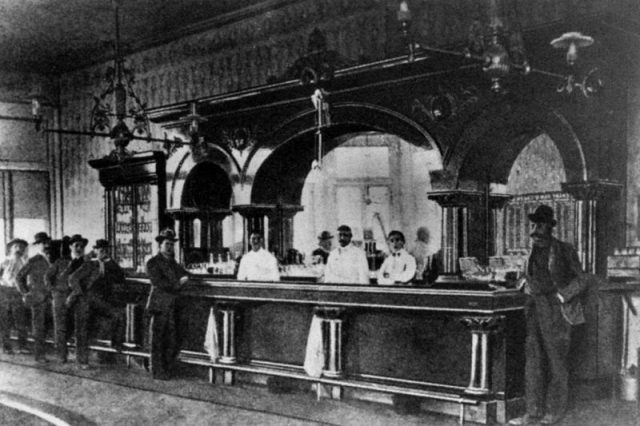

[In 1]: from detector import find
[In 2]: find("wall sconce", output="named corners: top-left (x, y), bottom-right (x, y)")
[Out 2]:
top-left (31, 99), bottom-right (43, 131)
top-left (181, 102), bottom-right (207, 143)
top-left (397, 0), bottom-right (600, 97)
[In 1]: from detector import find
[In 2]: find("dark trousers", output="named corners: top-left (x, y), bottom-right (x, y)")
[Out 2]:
top-left (31, 301), bottom-right (47, 360)
top-left (52, 291), bottom-right (70, 361)
top-left (525, 294), bottom-right (572, 417)
top-left (148, 308), bottom-right (177, 379)
top-left (0, 287), bottom-right (28, 350)
top-left (74, 294), bottom-right (125, 364)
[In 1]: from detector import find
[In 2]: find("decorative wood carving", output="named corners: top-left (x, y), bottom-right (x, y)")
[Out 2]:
top-left (220, 126), bottom-right (258, 153)
top-left (411, 85), bottom-right (480, 128)
top-left (280, 28), bottom-right (351, 85)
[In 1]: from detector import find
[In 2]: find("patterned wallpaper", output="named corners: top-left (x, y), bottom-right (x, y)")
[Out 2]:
top-left (50, 0), bottom-right (621, 240)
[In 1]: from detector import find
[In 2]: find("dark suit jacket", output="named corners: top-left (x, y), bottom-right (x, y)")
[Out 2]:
top-left (45, 257), bottom-right (86, 294)
top-left (145, 253), bottom-right (188, 313)
top-left (16, 254), bottom-right (51, 305)
top-left (526, 237), bottom-right (588, 325)
top-left (69, 258), bottom-right (124, 301)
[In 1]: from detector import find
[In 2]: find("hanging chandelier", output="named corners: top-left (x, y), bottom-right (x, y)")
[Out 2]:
top-left (397, 0), bottom-right (602, 97)
top-left (88, 0), bottom-right (150, 158)
top-left (30, 0), bottom-right (189, 160)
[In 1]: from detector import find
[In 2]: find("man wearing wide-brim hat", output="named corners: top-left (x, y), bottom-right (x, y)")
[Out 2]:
top-left (16, 232), bottom-right (52, 362)
top-left (44, 233), bottom-right (89, 365)
top-left (0, 238), bottom-right (30, 354)
top-left (145, 228), bottom-right (189, 380)
top-left (509, 205), bottom-right (588, 426)
top-left (68, 238), bottom-right (126, 367)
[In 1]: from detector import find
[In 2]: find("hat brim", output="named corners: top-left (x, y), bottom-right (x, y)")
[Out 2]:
top-left (318, 235), bottom-right (334, 240)
top-left (155, 236), bottom-right (178, 243)
top-left (528, 213), bottom-right (557, 226)
top-left (7, 239), bottom-right (28, 248)
top-left (70, 239), bottom-right (89, 246)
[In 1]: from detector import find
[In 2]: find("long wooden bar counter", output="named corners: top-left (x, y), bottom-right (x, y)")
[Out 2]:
top-left (113, 277), bottom-right (526, 424)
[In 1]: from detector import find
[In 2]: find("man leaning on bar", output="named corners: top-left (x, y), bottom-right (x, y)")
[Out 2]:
top-left (68, 238), bottom-right (126, 369)
top-left (145, 228), bottom-right (189, 380)
top-left (509, 205), bottom-right (588, 426)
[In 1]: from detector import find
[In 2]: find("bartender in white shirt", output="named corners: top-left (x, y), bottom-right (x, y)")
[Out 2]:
top-left (377, 230), bottom-right (417, 285)
top-left (323, 225), bottom-right (370, 284)
top-left (237, 232), bottom-right (280, 281)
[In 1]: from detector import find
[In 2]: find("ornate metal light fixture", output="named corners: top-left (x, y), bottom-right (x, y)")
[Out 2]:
top-left (310, 88), bottom-right (330, 170)
top-left (30, 0), bottom-right (188, 159)
top-left (88, 0), bottom-right (149, 158)
top-left (397, 0), bottom-right (601, 97)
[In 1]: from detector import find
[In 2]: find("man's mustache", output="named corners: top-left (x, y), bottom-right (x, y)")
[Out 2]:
top-left (530, 233), bottom-right (550, 239)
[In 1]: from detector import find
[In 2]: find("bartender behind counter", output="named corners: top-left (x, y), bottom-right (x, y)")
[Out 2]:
top-left (324, 225), bottom-right (370, 285)
top-left (237, 232), bottom-right (280, 281)
top-left (377, 230), bottom-right (417, 285)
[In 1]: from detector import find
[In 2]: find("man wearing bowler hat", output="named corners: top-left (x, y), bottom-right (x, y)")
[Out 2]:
top-left (0, 238), bottom-right (30, 354)
top-left (16, 232), bottom-right (52, 362)
top-left (312, 231), bottom-right (333, 265)
top-left (145, 228), bottom-right (189, 380)
top-left (45, 234), bottom-right (89, 363)
top-left (68, 239), bottom-right (126, 368)
top-left (509, 205), bottom-right (588, 425)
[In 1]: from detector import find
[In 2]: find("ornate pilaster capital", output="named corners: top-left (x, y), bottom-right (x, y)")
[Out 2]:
top-left (428, 190), bottom-right (513, 209)
top-left (489, 194), bottom-right (513, 210)
top-left (313, 306), bottom-right (345, 320)
top-left (231, 204), bottom-right (304, 219)
top-left (427, 190), bottom-right (483, 207)
top-left (561, 179), bottom-right (622, 201)
top-left (214, 301), bottom-right (241, 311)
top-left (460, 315), bottom-right (505, 332)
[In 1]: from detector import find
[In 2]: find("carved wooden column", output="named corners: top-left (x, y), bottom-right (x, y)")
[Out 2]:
top-left (266, 204), bottom-right (304, 260)
top-left (124, 303), bottom-right (138, 368)
top-left (315, 307), bottom-right (345, 400)
top-left (232, 204), bottom-right (270, 252)
top-left (166, 208), bottom-right (232, 264)
top-left (429, 190), bottom-right (513, 277)
top-left (460, 315), bottom-right (504, 395)
top-left (428, 191), bottom-right (478, 276)
top-left (217, 303), bottom-right (239, 385)
top-left (489, 194), bottom-right (513, 259)
top-left (233, 203), bottom-right (303, 259)
top-left (562, 180), bottom-right (622, 274)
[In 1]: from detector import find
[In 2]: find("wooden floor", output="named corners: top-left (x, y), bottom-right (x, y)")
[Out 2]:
top-left (0, 351), bottom-right (637, 426)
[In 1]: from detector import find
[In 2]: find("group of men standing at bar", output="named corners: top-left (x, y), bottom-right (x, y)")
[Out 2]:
top-left (0, 204), bottom-right (589, 424)
top-left (0, 226), bottom-right (194, 381)
top-left (314, 225), bottom-right (438, 285)
top-left (231, 224), bottom-right (438, 285)
top-left (0, 232), bottom-right (124, 368)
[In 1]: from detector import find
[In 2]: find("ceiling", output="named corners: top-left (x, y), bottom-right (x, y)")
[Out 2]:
top-left (1, 0), bottom-right (639, 77)
top-left (0, 0), bottom-right (276, 74)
